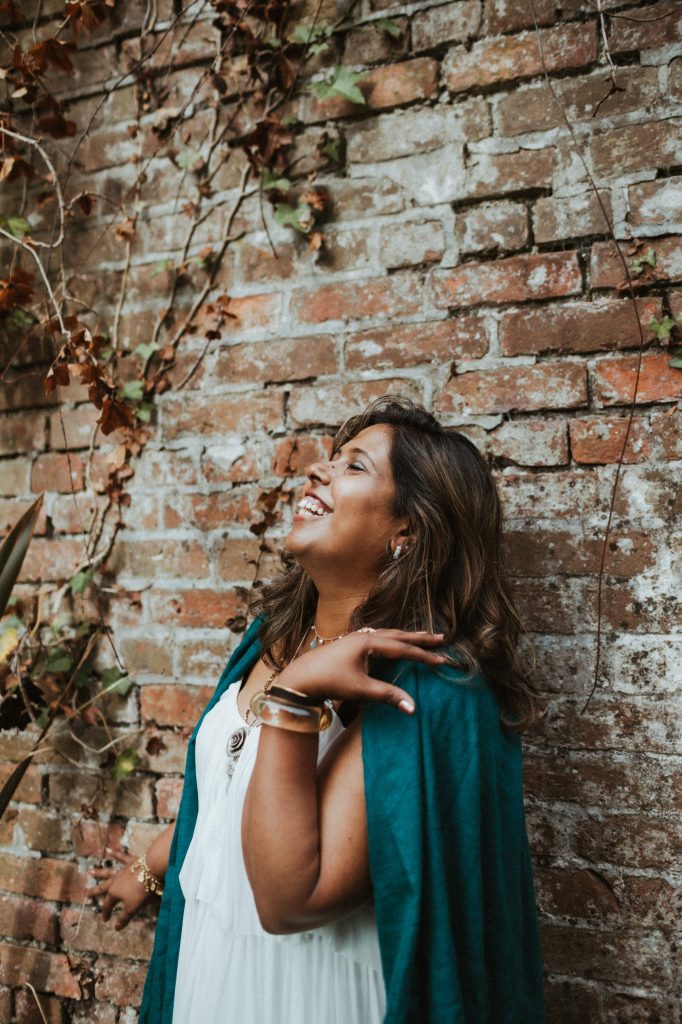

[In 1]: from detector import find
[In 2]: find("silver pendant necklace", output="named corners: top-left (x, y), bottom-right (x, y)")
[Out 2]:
top-left (309, 622), bottom-right (351, 648)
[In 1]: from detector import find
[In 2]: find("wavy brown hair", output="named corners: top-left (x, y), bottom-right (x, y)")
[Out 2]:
top-left (251, 396), bottom-right (541, 731)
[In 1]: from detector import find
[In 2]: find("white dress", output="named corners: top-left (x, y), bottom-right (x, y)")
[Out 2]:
top-left (172, 678), bottom-right (387, 1024)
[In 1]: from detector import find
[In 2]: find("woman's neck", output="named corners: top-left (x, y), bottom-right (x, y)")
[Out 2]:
top-left (313, 593), bottom-right (366, 641)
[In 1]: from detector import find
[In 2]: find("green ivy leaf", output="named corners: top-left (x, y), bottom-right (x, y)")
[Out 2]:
top-left (70, 568), bottom-right (94, 594)
top-left (100, 346), bottom-right (114, 362)
top-left (8, 308), bottom-right (34, 328)
top-left (649, 316), bottom-right (676, 341)
top-left (322, 136), bottom-right (340, 162)
top-left (290, 23), bottom-right (332, 46)
top-left (308, 66), bottom-right (367, 105)
top-left (120, 379), bottom-right (144, 402)
top-left (274, 200), bottom-right (314, 233)
top-left (149, 259), bottom-right (172, 279)
top-left (377, 17), bottom-right (402, 38)
top-left (6, 216), bottom-right (32, 239)
top-left (177, 150), bottom-right (199, 170)
top-left (260, 168), bottom-right (292, 193)
top-left (668, 346), bottom-right (682, 369)
top-left (134, 340), bottom-right (159, 362)
top-left (629, 249), bottom-right (657, 275)
top-left (46, 647), bottom-right (72, 674)
top-left (101, 666), bottom-right (133, 695)
top-left (112, 748), bottom-right (140, 782)
top-left (135, 402), bottom-right (154, 423)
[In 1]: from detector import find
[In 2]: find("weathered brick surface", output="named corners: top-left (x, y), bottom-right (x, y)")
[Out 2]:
top-left (2, 1), bottom-right (680, 1016)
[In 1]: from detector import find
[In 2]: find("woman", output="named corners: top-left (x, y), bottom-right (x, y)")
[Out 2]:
top-left (90, 396), bottom-right (546, 1023)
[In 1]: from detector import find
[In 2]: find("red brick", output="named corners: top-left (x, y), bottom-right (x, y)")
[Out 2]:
top-left (539, 697), bottom-right (679, 756)
top-left (140, 684), bottom-right (214, 727)
top-left (14, 987), bottom-right (65, 1024)
top-left (541, 923), bottom-right (671, 988)
top-left (94, 954), bottom-right (148, 1006)
top-left (345, 316), bottom-right (488, 370)
top-left (671, 56), bottom-right (682, 101)
top-left (118, 636), bottom-right (174, 676)
top-left (272, 435), bottom-right (333, 477)
top-left (466, 147), bottom-right (555, 200)
top-left (214, 536), bottom-right (261, 579)
top-left (0, 853), bottom-right (87, 903)
top-left (50, 493), bottom-right (109, 534)
top-left (513, 576), bottom-right (596, 634)
top-left (608, 2), bottom-right (682, 53)
top-left (347, 99), bottom-right (490, 164)
top-left (214, 335), bottom-right (337, 384)
top-left (0, 941), bottom-right (81, 999)
top-left (60, 905), bottom-right (154, 960)
top-left (379, 220), bottom-right (445, 269)
top-left (344, 16), bottom-right (409, 63)
top-left (437, 361), bottom-right (587, 415)
top-left (412, 1), bottom-right (481, 51)
top-left (430, 252), bottom-right (581, 309)
top-left (495, 66), bottom-right (660, 137)
top-left (290, 272), bottom-right (421, 325)
top-left (0, 497), bottom-right (48, 537)
top-left (162, 389), bottom-right (284, 440)
top-left (0, 763), bottom-right (42, 804)
top-left (593, 352), bottom-right (682, 406)
top-left (31, 452), bottom-right (84, 494)
top-left (70, 818), bottom-right (126, 859)
top-left (0, 806), bottom-right (68, 853)
top-left (0, 412), bottom-right (47, 456)
top-left (628, 178), bottom-right (682, 232)
top-left (499, 297), bottom-right (662, 356)
top-left (444, 22), bottom-right (596, 92)
top-left (48, 773), bottom-right (154, 818)
top-left (219, 292), bottom-right (282, 335)
top-left (149, 588), bottom-right (246, 629)
top-left (0, 892), bottom-right (58, 944)
top-left (171, 485), bottom-right (266, 531)
top-left (490, 418), bottom-right (568, 466)
top-left (524, 751), bottom-right (682, 812)
top-left (485, 0), bottom-right (559, 34)
top-left (0, 371), bottom-right (56, 414)
top-left (288, 378), bottom-right (422, 428)
top-left (591, 119), bottom-right (682, 179)
top-left (575, 813), bottom-right (682, 871)
top-left (569, 415), bottom-right (654, 464)
top-left (136, 728), bottom-right (188, 774)
top-left (456, 200), bottom-right (528, 255)
top-left (109, 538), bottom-right (209, 580)
top-left (155, 777), bottom-right (184, 819)
top-left (0, 457), bottom-right (31, 496)
top-left (591, 236), bottom-right (682, 289)
top-left (17, 538), bottom-right (83, 583)
top-left (303, 57), bottom-right (438, 120)
top-left (201, 441), bottom-right (264, 485)
top-left (533, 189), bottom-right (613, 244)
top-left (48, 404), bottom-right (99, 450)
top-left (504, 527), bottom-right (654, 577)
top-left (326, 178), bottom-right (405, 218)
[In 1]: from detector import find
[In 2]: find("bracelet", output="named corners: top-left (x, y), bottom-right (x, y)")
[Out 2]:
top-left (250, 686), bottom-right (334, 733)
top-left (130, 855), bottom-right (164, 896)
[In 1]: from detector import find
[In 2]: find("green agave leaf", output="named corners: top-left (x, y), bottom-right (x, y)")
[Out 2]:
top-left (0, 495), bottom-right (43, 619)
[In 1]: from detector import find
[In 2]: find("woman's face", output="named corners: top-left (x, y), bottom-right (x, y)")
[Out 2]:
top-left (285, 423), bottom-right (405, 583)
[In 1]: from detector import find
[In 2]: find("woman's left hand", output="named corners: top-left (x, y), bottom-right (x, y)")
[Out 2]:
top-left (276, 628), bottom-right (446, 714)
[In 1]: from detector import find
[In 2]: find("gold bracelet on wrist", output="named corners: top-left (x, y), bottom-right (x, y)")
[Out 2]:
top-left (250, 685), bottom-right (334, 733)
top-left (130, 855), bottom-right (164, 896)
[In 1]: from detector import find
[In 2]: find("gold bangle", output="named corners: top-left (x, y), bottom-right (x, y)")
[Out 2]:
top-left (249, 690), bottom-right (334, 733)
top-left (130, 855), bottom-right (164, 896)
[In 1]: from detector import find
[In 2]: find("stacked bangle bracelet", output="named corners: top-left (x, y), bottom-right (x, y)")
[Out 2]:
top-left (130, 854), bottom-right (164, 896)
top-left (249, 684), bottom-right (334, 733)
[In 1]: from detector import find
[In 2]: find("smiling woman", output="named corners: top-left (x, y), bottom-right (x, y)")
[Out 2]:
top-left (92, 396), bottom-right (546, 1024)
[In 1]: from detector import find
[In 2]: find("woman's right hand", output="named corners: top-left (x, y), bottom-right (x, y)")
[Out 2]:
top-left (88, 850), bottom-right (152, 930)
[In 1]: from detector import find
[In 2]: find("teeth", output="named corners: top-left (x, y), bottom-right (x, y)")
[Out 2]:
top-left (297, 497), bottom-right (331, 517)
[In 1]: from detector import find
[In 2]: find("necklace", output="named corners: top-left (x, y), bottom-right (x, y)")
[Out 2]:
top-left (225, 626), bottom-right (311, 789)
top-left (309, 622), bottom-right (351, 648)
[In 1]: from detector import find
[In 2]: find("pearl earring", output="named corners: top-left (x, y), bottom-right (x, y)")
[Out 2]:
top-left (392, 545), bottom-right (402, 560)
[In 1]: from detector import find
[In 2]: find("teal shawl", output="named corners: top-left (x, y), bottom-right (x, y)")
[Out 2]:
top-left (139, 618), bottom-right (545, 1023)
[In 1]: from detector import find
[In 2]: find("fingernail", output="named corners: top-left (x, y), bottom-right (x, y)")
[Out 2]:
top-left (399, 699), bottom-right (415, 714)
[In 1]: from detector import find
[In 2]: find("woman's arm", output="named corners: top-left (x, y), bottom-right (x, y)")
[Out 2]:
top-left (89, 821), bottom-right (175, 929)
top-left (242, 716), bottom-right (371, 934)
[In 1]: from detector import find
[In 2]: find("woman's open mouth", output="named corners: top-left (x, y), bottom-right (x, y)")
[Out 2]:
top-left (294, 496), bottom-right (333, 519)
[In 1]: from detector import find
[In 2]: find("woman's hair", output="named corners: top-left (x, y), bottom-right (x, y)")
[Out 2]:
top-left (251, 396), bottom-right (541, 731)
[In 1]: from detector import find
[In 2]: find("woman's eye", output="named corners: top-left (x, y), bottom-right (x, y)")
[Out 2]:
top-left (347, 462), bottom-right (365, 472)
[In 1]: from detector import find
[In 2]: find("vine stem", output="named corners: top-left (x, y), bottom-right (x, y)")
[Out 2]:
top-left (528, 0), bottom-right (648, 713)
top-left (0, 124), bottom-right (65, 248)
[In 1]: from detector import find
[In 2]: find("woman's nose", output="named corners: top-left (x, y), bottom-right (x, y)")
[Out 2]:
top-left (306, 458), bottom-right (333, 484)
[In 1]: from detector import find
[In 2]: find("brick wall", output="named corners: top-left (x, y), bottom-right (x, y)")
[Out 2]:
top-left (1, 0), bottom-right (681, 1020)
